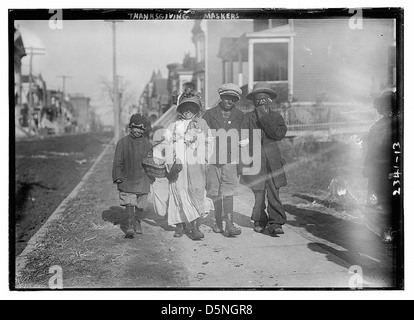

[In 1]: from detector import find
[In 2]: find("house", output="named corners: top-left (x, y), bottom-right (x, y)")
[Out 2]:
top-left (69, 95), bottom-right (91, 132)
top-left (20, 73), bottom-right (47, 129)
top-left (155, 18), bottom-right (396, 134)
top-left (138, 70), bottom-right (169, 124)
top-left (167, 53), bottom-right (197, 100)
top-left (14, 26), bottom-right (26, 110)
top-left (215, 18), bottom-right (396, 108)
top-left (192, 20), bottom-right (252, 108)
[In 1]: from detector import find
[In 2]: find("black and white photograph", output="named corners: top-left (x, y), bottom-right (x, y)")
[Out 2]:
top-left (9, 6), bottom-right (404, 292)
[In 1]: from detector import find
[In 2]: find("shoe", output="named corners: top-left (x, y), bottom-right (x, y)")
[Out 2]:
top-left (174, 223), bottom-right (185, 238)
top-left (212, 223), bottom-right (224, 234)
top-left (195, 219), bottom-right (205, 238)
top-left (253, 222), bottom-right (265, 233)
top-left (224, 213), bottom-right (242, 237)
top-left (268, 225), bottom-right (284, 237)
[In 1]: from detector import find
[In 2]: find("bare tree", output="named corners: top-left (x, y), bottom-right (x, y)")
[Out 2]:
top-left (99, 76), bottom-right (139, 127)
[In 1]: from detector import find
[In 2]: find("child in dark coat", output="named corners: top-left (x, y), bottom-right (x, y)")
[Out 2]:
top-left (112, 114), bottom-right (153, 238)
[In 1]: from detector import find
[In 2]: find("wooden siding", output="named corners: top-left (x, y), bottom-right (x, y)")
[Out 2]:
top-left (292, 19), bottom-right (395, 104)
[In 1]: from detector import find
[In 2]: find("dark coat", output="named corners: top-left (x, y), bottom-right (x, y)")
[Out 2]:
top-left (112, 135), bottom-right (153, 194)
top-left (242, 109), bottom-right (288, 189)
top-left (203, 105), bottom-right (246, 165)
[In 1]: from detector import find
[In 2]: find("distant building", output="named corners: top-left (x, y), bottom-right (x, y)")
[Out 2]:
top-left (167, 53), bottom-right (197, 95)
top-left (70, 95), bottom-right (91, 132)
top-left (139, 70), bottom-right (169, 124)
top-left (21, 73), bottom-right (47, 128)
top-left (155, 18), bottom-right (396, 131)
top-left (14, 26), bottom-right (26, 109)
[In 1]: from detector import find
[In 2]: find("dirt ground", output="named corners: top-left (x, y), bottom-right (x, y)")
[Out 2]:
top-left (14, 132), bottom-right (113, 256)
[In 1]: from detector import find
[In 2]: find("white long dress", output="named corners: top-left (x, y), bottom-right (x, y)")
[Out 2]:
top-left (164, 117), bottom-right (214, 226)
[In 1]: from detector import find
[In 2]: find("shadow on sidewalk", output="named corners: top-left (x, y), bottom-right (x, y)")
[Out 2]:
top-left (102, 206), bottom-right (127, 226)
top-left (141, 211), bottom-right (176, 232)
top-left (102, 206), bottom-right (176, 232)
top-left (284, 204), bottom-right (397, 286)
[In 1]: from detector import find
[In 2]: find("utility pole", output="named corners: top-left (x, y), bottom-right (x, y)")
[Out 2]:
top-left (106, 20), bottom-right (123, 141)
top-left (56, 75), bottom-right (72, 105)
top-left (25, 47), bottom-right (46, 134)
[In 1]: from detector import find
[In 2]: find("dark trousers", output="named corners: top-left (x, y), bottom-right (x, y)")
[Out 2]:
top-left (251, 179), bottom-right (286, 228)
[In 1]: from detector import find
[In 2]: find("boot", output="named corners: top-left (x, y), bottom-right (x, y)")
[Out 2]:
top-left (174, 223), bottom-right (185, 238)
top-left (134, 207), bottom-right (143, 234)
top-left (190, 219), bottom-right (204, 241)
top-left (119, 206), bottom-right (132, 236)
top-left (224, 213), bottom-right (242, 237)
top-left (212, 197), bottom-right (224, 233)
top-left (124, 206), bottom-right (135, 239)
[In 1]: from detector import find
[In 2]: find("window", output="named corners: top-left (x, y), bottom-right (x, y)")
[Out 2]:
top-left (253, 19), bottom-right (289, 32)
top-left (253, 43), bottom-right (288, 82)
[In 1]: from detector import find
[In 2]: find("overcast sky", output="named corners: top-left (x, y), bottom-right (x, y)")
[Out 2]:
top-left (16, 20), bottom-right (195, 123)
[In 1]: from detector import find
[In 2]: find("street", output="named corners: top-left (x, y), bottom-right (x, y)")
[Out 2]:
top-left (15, 132), bottom-right (113, 256)
top-left (15, 140), bottom-right (396, 289)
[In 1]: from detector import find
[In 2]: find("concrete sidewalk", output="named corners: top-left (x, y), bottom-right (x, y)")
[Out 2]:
top-left (15, 143), bottom-right (394, 289)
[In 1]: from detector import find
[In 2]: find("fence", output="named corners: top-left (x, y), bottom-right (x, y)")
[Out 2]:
top-left (152, 102), bottom-right (380, 136)
top-left (238, 102), bottom-right (380, 135)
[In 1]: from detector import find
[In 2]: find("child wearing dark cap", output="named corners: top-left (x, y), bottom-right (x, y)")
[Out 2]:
top-left (112, 113), bottom-right (153, 238)
top-left (203, 83), bottom-right (245, 237)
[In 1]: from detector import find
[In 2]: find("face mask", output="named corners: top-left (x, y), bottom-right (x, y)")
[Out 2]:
top-left (220, 96), bottom-right (237, 110)
top-left (130, 128), bottom-right (144, 138)
top-left (253, 98), bottom-right (272, 107)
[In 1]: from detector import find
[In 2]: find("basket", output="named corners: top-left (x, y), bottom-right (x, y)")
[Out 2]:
top-left (142, 145), bottom-right (168, 179)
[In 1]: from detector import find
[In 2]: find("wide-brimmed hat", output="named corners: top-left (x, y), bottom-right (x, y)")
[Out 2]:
top-left (218, 83), bottom-right (242, 101)
top-left (246, 82), bottom-right (278, 101)
top-left (176, 96), bottom-right (202, 115)
top-left (129, 113), bottom-right (149, 129)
